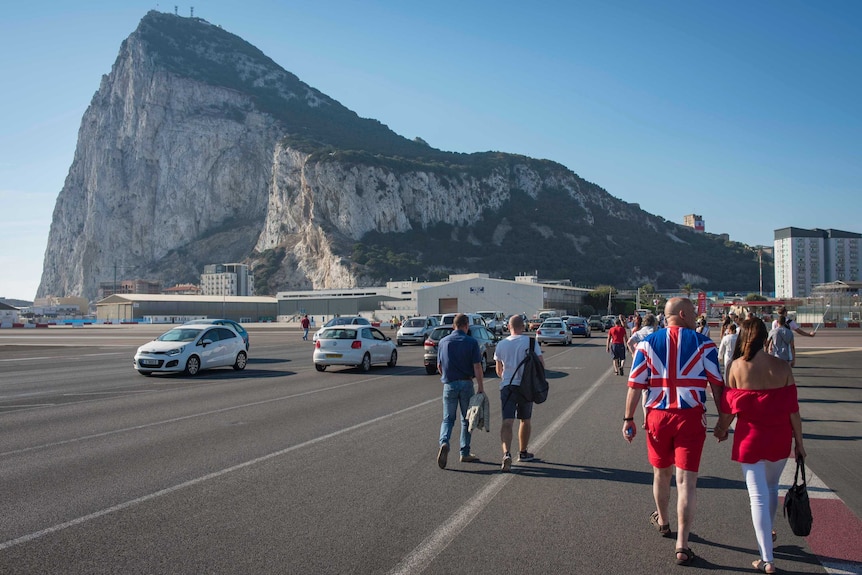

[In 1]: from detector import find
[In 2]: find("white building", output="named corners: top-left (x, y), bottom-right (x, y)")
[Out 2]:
top-left (774, 227), bottom-right (861, 298)
top-left (201, 263), bottom-right (255, 297)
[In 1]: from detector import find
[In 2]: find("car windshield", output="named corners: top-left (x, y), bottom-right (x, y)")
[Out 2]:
top-left (319, 328), bottom-right (357, 339)
top-left (404, 318), bottom-right (425, 327)
top-left (157, 328), bottom-right (202, 342)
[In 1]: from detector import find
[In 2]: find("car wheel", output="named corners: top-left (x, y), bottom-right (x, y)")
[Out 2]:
top-left (425, 364), bottom-right (437, 375)
top-left (185, 355), bottom-right (201, 376)
top-left (233, 351), bottom-right (247, 371)
top-left (397, 340), bottom-right (402, 347)
top-left (137, 370), bottom-right (153, 376)
top-left (315, 364), bottom-right (327, 372)
top-left (388, 350), bottom-right (398, 367)
top-left (480, 354), bottom-right (488, 374)
top-left (360, 353), bottom-right (371, 372)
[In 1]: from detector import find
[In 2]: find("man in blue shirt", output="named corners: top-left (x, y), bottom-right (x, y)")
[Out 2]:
top-left (436, 313), bottom-right (485, 468)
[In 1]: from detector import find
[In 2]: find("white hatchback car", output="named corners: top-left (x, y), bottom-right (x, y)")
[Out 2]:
top-left (312, 316), bottom-right (371, 342)
top-left (134, 324), bottom-right (248, 376)
top-left (313, 325), bottom-right (397, 372)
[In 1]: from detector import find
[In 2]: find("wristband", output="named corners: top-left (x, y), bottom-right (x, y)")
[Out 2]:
top-left (623, 417), bottom-right (634, 422)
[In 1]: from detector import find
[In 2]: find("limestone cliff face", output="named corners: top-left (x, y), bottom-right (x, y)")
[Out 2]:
top-left (39, 24), bottom-right (280, 300)
top-left (38, 12), bottom-right (766, 300)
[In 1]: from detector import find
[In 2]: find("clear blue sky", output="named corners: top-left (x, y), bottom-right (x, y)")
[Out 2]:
top-left (2, 1), bottom-right (860, 301)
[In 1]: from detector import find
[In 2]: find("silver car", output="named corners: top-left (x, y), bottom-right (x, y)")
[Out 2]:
top-left (396, 316), bottom-right (440, 346)
top-left (423, 324), bottom-right (499, 375)
top-left (536, 319), bottom-right (572, 346)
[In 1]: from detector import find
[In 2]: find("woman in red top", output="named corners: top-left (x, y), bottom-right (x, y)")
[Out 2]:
top-left (714, 318), bottom-right (806, 574)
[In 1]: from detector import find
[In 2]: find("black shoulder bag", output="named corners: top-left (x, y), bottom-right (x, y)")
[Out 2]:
top-left (783, 456), bottom-right (813, 536)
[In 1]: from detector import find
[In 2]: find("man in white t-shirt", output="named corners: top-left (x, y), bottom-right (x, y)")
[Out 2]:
top-left (772, 306), bottom-right (815, 338)
top-left (493, 314), bottom-right (545, 472)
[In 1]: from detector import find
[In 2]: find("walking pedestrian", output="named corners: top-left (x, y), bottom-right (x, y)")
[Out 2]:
top-left (300, 314), bottom-right (310, 341)
top-left (772, 306), bottom-right (815, 338)
top-left (622, 297), bottom-right (725, 566)
top-left (714, 318), bottom-right (806, 574)
top-left (717, 322), bottom-right (738, 373)
top-left (494, 314), bottom-right (544, 471)
top-left (767, 315), bottom-right (795, 366)
top-left (436, 313), bottom-right (485, 468)
top-left (606, 319), bottom-right (627, 376)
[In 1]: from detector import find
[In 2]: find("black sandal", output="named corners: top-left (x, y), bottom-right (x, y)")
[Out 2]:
top-left (675, 548), bottom-right (696, 566)
top-left (649, 511), bottom-right (671, 537)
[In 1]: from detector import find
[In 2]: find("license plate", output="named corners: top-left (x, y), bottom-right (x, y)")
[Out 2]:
top-left (325, 353), bottom-right (342, 358)
top-left (140, 359), bottom-right (159, 366)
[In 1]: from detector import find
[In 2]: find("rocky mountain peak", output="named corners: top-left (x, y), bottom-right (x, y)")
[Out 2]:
top-left (37, 11), bottom-right (769, 302)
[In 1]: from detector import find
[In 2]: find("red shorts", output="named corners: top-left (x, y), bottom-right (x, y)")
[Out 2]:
top-left (646, 408), bottom-right (707, 472)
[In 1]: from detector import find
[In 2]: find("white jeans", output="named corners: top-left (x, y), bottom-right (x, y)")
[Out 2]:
top-left (741, 459), bottom-right (788, 562)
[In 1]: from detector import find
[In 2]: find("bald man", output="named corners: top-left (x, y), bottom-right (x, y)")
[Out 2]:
top-left (622, 297), bottom-right (725, 566)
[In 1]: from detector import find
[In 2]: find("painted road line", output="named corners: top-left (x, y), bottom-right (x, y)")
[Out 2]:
top-left (387, 369), bottom-right (608, 575)
top-left (779, 462), bottom-right (862, 573)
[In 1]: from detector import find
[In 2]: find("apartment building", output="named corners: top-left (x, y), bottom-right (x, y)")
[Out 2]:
top-left (201, 263), bottom-right (255, 296)
top-left (774, 227), bottom-right (861, 298)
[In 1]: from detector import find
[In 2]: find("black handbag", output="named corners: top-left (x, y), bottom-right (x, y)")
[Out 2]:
top-left (783, 456), bottom-right (813, 536)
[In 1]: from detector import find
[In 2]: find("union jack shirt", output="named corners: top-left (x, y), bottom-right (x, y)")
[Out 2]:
top-left (628, 326), bottom-right (724, 410)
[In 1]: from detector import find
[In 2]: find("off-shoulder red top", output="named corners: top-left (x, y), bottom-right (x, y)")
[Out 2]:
top-left (720, 385), bottom-right (799, 464)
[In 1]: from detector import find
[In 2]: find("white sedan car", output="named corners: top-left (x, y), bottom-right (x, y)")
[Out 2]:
top-left (313, 325), bottom-right (397, 372)
top-left (134, 324), bottom-right (248, 376)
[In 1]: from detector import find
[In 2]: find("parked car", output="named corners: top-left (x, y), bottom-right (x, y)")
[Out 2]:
top-left (588, 315), bottom-right (606, 332)
top-left (477, 310), bottom-right (507, 334)
top-left (423, 324), bottom-right (499, 375)
top-left (183, 318), bottom-right (249, 350)
top-left (566, 316), bottom-right (591, 337)
top-left (312, 316), bottom-right (371, 342)
top-left (536, 319), bottom-right (572, 346)
top-left (134, 324), bottom-right (248, 376)
top-left (396, 316), bottom-right (440, 346)
top-left (526, 317), bottom-right (543, 332)
top-left (439, 313), bottom-right (487, 328)
top-left (313, 325), bottom-right (397, 372)
top-left (602, 315), bottom-right (617, 329)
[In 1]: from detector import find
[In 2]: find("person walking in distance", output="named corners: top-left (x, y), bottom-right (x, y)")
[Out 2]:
top-left (606, 319), bottom-right (627, 376)
top-left (714, 318), bottom-right (806, 574)
top-left (772, 306), bottom-right (815, 338)
top-left (494, 314), bottom-right (544, 471)
top-left (436, 313), bottom-right (485, 468)
top-left (300, 314), bottom-right (310, 341)
top-left (622, 298), bottom-right (724, 566)
top-left (717, 322), bottom-right (739, 374)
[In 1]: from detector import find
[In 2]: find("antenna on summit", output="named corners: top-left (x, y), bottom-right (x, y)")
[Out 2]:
top-left (190, 6), bottom-right (194, 17)
top-left (174, 5), bottom-right (178, 15)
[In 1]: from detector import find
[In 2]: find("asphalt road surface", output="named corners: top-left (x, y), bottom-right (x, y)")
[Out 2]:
top-left (0, 325), bottom-right (860, 574)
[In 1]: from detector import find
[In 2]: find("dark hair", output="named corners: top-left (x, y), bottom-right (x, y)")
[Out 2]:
top-left (453, 313), bottom-right (469, 328)
top-left (733, 317), bottom-right (768, 361)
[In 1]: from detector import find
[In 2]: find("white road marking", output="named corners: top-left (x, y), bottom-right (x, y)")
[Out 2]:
top-left (387, 370), bottom-right (608, 575)
top-left (0, 375), bottom-right (409, 457)
top-left (0, 396), bottom-right (438, 551)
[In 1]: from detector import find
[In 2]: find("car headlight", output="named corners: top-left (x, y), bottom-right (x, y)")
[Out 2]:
top-left (166, 347), bottom-right (184, 356)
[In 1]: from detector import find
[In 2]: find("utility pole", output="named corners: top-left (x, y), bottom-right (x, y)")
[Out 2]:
top-left (758, 248), bottom-right (763, 296)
